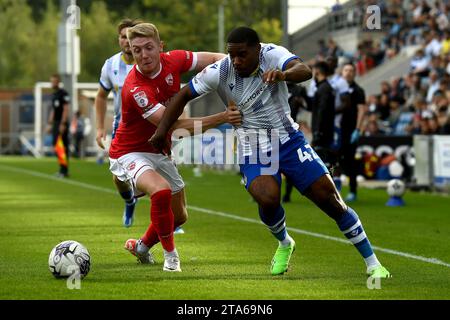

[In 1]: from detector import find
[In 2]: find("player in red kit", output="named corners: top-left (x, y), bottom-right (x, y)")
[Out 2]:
top-left (109, 23), bottom-right (241, 272)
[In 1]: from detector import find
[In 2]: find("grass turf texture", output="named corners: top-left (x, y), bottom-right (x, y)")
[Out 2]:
top-left (0, 157), bottom-right (449, 299)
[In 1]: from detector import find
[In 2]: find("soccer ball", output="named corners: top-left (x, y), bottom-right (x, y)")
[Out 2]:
top-left (48, 240), bottom-right (91, 279)
top-left (386, 179), bottom-right (406, 198)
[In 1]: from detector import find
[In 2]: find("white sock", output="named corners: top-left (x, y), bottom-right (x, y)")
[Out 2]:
top-left (164, 248), bottom-right (179, 258)
top-left (365, 254), bottom-right (381, 270)
top-left (279, 234), bottom-right (294, 247)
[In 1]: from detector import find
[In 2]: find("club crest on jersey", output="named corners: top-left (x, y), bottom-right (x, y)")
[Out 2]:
top-left (133, 91), bottom-right (149, 108)
top-left (165, 73), bottom-right (174, 86)
top-left (127, 162), bottom-right (136, 171)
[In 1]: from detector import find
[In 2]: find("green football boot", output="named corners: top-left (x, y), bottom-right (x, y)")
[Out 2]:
top-left (270, 240), bottom-right (296, 275)
top-left (367, 265), bottom-right (392, 278)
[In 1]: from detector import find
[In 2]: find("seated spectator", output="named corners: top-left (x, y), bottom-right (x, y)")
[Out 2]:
top-left (426, 69), bottom-right (441, 103)
top-left (362, 117), bottom-right (386, 136)
top-left (424, 30), bottom-right (442, 58)
top-left (377, 93), bottom-right (391, 121)
top-left (387, 96), bottom-right (406, 131)
top-left (393, 105), bottom-right (415, 135)
top-left (369, 41), bottom-right (386, 66)
top-left (410, 49), bottom-right (430, 77)
top-left (440, 29), bottom-right (450, 55)
top-left (437, 105), bottom-right (450, 133)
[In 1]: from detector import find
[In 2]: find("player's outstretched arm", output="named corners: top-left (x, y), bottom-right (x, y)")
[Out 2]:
top-left (94, 87), bottom-right (109, 149)
top-left (195, 52), bottom-right (227, 71)
top-left (149, 85), bottom-right (196, 152)
top-left (171, 101), bottom-right (241, 136)
top-left (263, 59), bottom-right (312, 84)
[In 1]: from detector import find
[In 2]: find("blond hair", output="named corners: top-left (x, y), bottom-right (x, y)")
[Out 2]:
top-left (126, 23), bottom-right (160, 43)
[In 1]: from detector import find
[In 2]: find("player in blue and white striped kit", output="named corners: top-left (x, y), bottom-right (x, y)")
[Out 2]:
top-left (94, 19), bottom-right (141, 227)
top-left (150, 27), bottom-right (390, 279)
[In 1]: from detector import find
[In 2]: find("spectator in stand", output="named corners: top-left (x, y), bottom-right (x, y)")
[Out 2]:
top-left (424, 30), bottom-right (442, 58)
top-left (367, 94), bottom-right (379, 114)
top-left (327, 38), bottom-right (344, 58)
top-left (403, 73), bottom-right (419, 108)
top-left (387, 96), bottom-right (406, 133)
top-left (410, 49), bottom-right (430, 77)
top-left (369, 41), bottom-right (386, 67)
top-left (316, 39), bottom-right (328, 60)
top-left (430, 55), bottom-right (446, 78)
top-left (437, 104), bottom-right (450, 133)
top-left (435, 4), bottom-right (449, 31)
top-left (332, 0), bottom-right (343, 12)
top-left (377, 93), bottom-right (391, 121)
top-left (390, 76), bottom-right (404, 99)
top-left (362, 114), bottom-right (386, 137)
top-left (419, 110), bottom-right (439, 134)
top-left (428, 112), bottom-right (440, 134)
top-left (426, 69), bottom-right (441, 103)
top-left (440, 29), bottom-right (450, 55)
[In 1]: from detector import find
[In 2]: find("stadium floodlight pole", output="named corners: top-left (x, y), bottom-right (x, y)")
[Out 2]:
top-left (58, 0), bottom-right (79, 115)
top-left (218, 1), bottom-right (226, 53)
top-left (282, 0), bottom-right (289, 49)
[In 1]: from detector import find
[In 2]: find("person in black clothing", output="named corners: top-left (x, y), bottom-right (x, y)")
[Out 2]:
top-left (305, 61), bottom-right (336, 169)
top-left (338, 63), bottom-right (366, 202)
top-left (46, 74), bottom-right (70, 177)
top-left (282, 82), bottom-right (306, 203)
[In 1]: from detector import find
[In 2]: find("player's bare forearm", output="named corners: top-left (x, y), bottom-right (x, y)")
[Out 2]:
top-left (172, 105), bottom-right (241, 136)
top-left (171, 113), bottom-right (225, 136)
top-left (283, 60), bottom-right (312, 83)
top-left (263, 59), bottom-right (312, 84)
top-left (94, 89), bottom-right (109, 130)
top-left (149, 86), bottom-right (194, 152)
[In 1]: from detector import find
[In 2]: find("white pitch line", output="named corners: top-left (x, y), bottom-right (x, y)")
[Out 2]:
top-left (1, 163), bottom-right (450, 269)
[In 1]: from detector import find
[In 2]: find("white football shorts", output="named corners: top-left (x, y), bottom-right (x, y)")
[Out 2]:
top-left (109, 152), bottom-right (185, 195)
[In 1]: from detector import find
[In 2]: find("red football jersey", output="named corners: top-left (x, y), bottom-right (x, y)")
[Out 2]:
top-left (109, 50), bottom-right (196, 159)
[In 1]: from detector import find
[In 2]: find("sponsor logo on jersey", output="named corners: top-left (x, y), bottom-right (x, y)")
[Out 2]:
top-left (165, 73), bottom-right (173, 86)
top-left (133, 91), bottom-right (149, 108)
top-left (229, 83), bottom-right (235, 91)
top-left (241, 83), bottom-right (267, 107)
top-left (130, 86), bottom-right (139, 93)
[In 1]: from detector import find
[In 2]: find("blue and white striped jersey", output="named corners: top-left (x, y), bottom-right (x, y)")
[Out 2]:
top-left (189, 43), bottom-right (302, 156)
top-left (99, 52), bottom-right (134, 136)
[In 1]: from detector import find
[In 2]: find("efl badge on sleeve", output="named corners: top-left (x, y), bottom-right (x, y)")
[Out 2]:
top-left (133, 91), bottom-right (149, 108)
top-left (165, 73), bottom-right (173, 86)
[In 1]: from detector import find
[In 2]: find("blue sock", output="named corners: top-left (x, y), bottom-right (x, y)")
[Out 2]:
top-left (336, 207), bottom-right (380, 268)
top-left (120, 190), bottom-right (135, 205)
top-left (259, 206), bottom-right (288, 242)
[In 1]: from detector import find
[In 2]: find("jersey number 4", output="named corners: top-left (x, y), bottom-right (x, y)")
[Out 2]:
top-left (297, 144), bottom-right (319, 163)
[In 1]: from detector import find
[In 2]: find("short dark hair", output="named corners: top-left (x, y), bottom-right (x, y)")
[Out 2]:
top-left (342, 62), bottom-right (356, 70)
top-left (51, 73), bottom-right (60, 80)
top-left (227, 27), bottom-right (260, 46)
top-left (117, 18), bottom-right (143, 34)
top-left (314, 61), bottom-right (329, 76)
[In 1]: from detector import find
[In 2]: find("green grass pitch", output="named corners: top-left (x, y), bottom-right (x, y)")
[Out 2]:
top-left (0, 156), bottom-right (449, 299)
